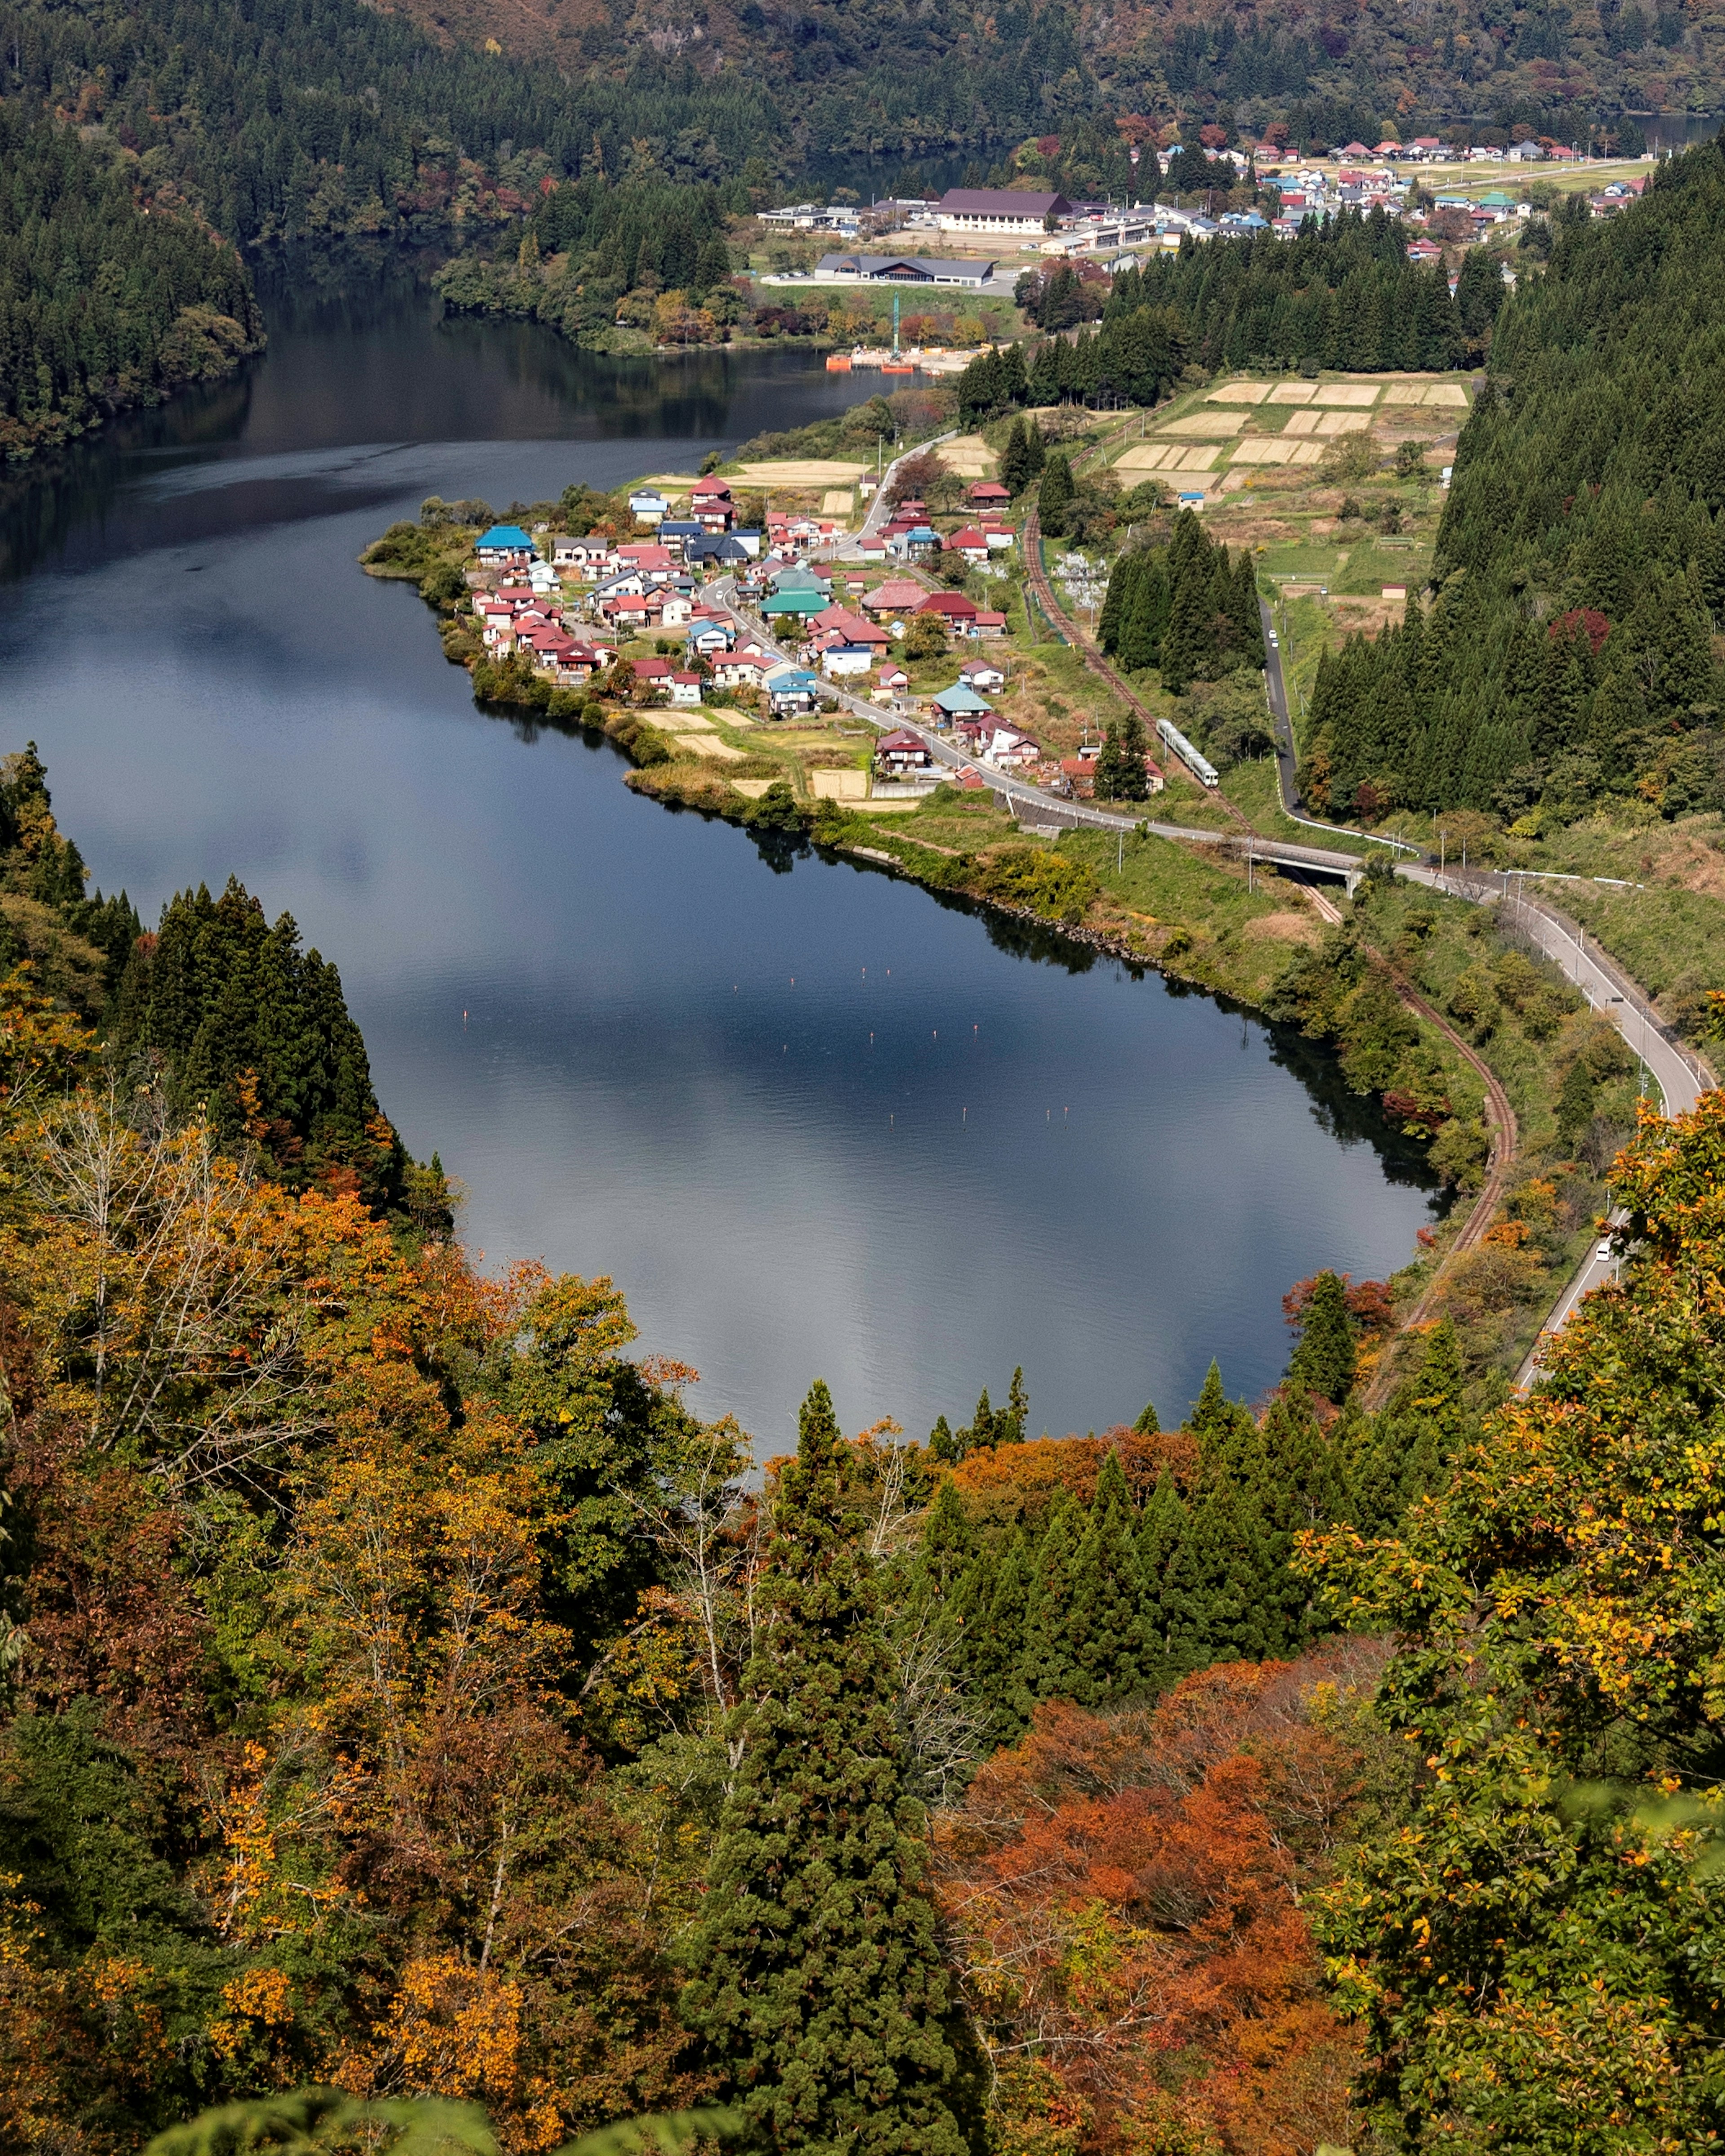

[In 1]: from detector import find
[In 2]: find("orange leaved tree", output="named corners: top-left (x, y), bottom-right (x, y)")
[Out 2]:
top-left (935, 1646), bottom-right (1397, 2155)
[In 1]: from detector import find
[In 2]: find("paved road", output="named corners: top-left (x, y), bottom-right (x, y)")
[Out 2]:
top-left (1256, 593), bottom-right (1705, 1118)
top-left (711, 574), bottom-right (1184, 836)
top-left (1516, 1223), bottom-right (1623, 1385)
top-left (713, 568), bottom-right (1707, 1118)
top-left (1405, 866), bottom-right (1706, 1118)
top-left (843, 429), bottom-right (960, 557)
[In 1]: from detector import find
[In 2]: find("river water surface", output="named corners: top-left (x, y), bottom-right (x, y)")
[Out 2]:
top-left (0, 256), bottom-right (1442, 1447)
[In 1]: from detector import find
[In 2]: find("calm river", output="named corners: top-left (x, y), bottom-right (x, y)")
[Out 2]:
top-left (0, 253), bottom-right (1441, 1448)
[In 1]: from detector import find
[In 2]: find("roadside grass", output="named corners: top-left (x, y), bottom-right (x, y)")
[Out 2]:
top-left (1058, 825), bottom-right (1316, 1003)
top-left (1221, 758), bottom-right (1392, 857)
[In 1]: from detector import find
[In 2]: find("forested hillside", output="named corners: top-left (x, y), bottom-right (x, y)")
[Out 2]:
top-left (4, 747), bottom-right (1724, 2152)
top-left (954, 209), bottom-right (1502, 422)
top-left (434, 177), bottom-right (735, 349)
top-left (0, 746), bottom-right (438, 1219)
top-left (1299, 140), bottom-right (1725, 823)
top-left (0, 104), bottom-right (263, 456)
top-left (0, 0), bottom-right (766, 252)
top-left (1088, 0), bottom-right (1722, 151)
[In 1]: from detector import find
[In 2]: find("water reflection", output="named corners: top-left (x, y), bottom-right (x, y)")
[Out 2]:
top-left (0, 256), bottom-right (1442, 1444)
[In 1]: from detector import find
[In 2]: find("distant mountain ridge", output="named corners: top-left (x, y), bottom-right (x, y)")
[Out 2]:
top-left (1084, 0), bottom-right (1724, 146)
top-left (1, 0), bottom-right (1717, 275)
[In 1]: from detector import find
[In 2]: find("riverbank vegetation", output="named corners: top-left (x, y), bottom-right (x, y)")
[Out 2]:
top-left (0, 106), bottom-right (263, 459)
top-left (9, 739), bottom-right (1722, 2152)
top-left (0, 742), bottom-right (447, 1231)
top-left (358, 452), bottom-right (1609, 1398)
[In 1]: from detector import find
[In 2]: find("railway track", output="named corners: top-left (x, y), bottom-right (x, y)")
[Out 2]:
top-left (1021, 503), bottom-right (1253, 833)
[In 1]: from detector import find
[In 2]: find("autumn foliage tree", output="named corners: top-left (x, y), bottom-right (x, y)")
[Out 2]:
top-left (936, 1647), bottom-right (1396, 2154)
top-left (0, 960), bottom-right (725, 2152)
top-left (1306, 1093), bottom-right (1725, 2152)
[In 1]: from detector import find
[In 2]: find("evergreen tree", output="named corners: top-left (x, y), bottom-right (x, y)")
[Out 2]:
top-left (1093, 724), bottom-right (1125, 799)
top-left (999, 417), bottom-right (1036, 497)
top-left (1132, 1398), bottom-right (1160, 1434)
top-left (1068, 1452), bottom-right (1146, 1703)
top-left (1287, 1271), bottom-right (1358, 1403)
top-left (1346, 1320), bottom-right (1468, 1532)
top-left (1188, 1360), bottom-right (1250, 1445)
top-left (1003, 1366), bottom-right (1029, 1444)
top-left (1116, 712), bottom-right (1151, 801)
top-left (916, 1480), bottom-right (975, 1599)
top-left (1037, 452), bottom-right (1075, 537)
top-left (968, 1531), bottom-right (1034, 1745)
top-left (1116, 557), bottom-right (1167, 674)
top-left (1015, 1491), bottom-right (1083, 1705)
top-left (1251, 1387), bottom-right (1350, 1652)
top-left (683, 1380), bottom-right (969, 2156)
top-left (929, 1414), bottom-right (957, 1463)
top-left (1136, 1467), bottom-right (1185, 1595)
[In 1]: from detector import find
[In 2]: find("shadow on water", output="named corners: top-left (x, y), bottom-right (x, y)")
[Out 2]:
top-left (475, 691), bottom-right (1450, 1212)
top-left (0, 239), bottom-right (868, 585)
top-left (0, 241), bottom-right (1451, 1430)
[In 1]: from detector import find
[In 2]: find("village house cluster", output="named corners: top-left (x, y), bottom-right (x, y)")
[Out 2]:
top-left (767, 148), bottom-right (1653, 292)
top-left (460, 467), bottom-right (1123, 788)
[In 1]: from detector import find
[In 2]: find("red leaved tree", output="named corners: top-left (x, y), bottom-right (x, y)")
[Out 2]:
top-left (935, 1647), bottom-right (1389, 2154)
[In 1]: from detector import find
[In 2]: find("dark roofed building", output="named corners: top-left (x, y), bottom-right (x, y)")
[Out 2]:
top-left (815, 252), bottom-right (996, 286)
top-left (935, 188), bottom-right (1071, 233)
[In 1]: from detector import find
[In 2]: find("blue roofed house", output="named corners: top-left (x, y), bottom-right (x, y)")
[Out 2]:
top-left (628, 488), bottom-right (670, 524)
top-left (476, 524), bottom-right (534, 564)
top-left (764, 663), bottom-right (821, 716)
top-left (930, 684), bottom-right (994, 724)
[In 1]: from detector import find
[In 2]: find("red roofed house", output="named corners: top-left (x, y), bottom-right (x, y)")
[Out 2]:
top-left (944, 528), bottom-right (991, 566)
top-left (1060, 751), bottom-right (1099, 797)
top-left (862, 579), bottom-right (928, 619)
top-left (668, 671), bottom-right (705, 707)
top-left (690, 481), bottom-right (735, 532)
top-left (809, 606), bottom-right (889, 649)
top-left (969, 481), bottom-right (1010, 507)
top-left (712, 647), bottom-right (773, 689)
top-left (972, 609), bottom-right (1008, 639)
top-left (876, 729), bottom-right (933, 773)
top-left (917, 591), bottom-right (980, 621)
top-left (959, 656), bottom-right (1006, 693)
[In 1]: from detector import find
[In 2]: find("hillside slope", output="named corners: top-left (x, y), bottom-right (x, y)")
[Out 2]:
top-left (1087, 0), bottom-right (1725, 146)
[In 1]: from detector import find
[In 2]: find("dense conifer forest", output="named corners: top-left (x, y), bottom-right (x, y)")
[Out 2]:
top-left (0, 105), bottom-right (263, 456)
top-left (954, 211), bottom-right (1503, 426)
top-left (1298, 140), bottom-right (1725, 822)
top-left (0, 0), bottom-right (768, 256)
